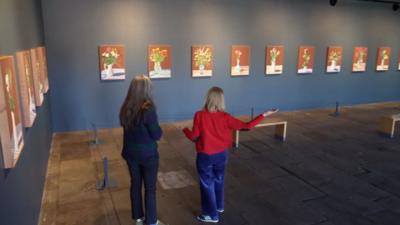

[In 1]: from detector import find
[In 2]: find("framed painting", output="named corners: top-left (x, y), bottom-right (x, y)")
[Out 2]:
top-left (192, 45), bottom-right (213, 77)
top-left (231, 45), bottom-right (250, 76)
top-left (30, 48), bottom-right (44, 106)
top-left (266, 45), bottom-right (284, 75)
top-left (148, 45), bottom-right (172, 79)
top-left (352, 47), bottom-right (368, 72)
top-left (16, 51), bottom-right (37, 128)
top-left (0, 56), bottom-right (24, 168)
top-left (38, 47), bottom-right (49, 93)
top-left (376, 47), bottom-right (391, 71)
top-left (99, 45), bottom-right (126, 80)
top-left (326, 47), bottom-right (343, 73)
top-left (297, 46), bottom-right (315, 74)
top-left (398, 52), bottom-right (400, 70)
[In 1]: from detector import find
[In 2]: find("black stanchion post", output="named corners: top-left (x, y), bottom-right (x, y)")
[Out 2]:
top-left (251, 107), bottom-right (254, 120)
top-left (96, 157), bottom-right (117, 190)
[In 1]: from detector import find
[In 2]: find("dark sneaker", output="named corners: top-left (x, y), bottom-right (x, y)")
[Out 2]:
top-left (196, 215), bottom-right (219, 223)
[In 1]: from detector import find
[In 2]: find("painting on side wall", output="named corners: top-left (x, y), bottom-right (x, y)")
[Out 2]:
top-left (398, 53), bottom-right (400, 70)
top-left (352, 47), bottom-right (368, 72)
top-left (266, 45), bottom-right (284, 75)
top-left (99, 45), bottom-right (126, 80)
top-left (297, 46), bottom-right (315, 74)
top-left (326, 47), bottom-right (343, 73)
top-left (30, 48), bottom-right (44, 106)
top-left (16, 51), bottom-right (37, 128)
top-left (38, 47), bottom-right (50, 92)
top-left (148, 45), bottom-right (172, 79)
top-left (192, 45), bottom-right (213, 77)
top-left (376, 47), bottom-right (391, 71)
top-left (231, 45), bottom-right (250, 76)
top-left (0, 56), bottom-right (24, 169)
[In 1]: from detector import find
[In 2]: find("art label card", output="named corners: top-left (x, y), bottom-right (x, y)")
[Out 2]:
top-left (326, 47), bottom-right (343, 73)
top-left (192, 45), bottom-right (213, 77)
top-left (297, 46), bottom-right (315, 74)
top-left (16, 51), bottom-right (37, 127)
top-left (376, 47), bottom-right (391, 71)
top-left (99, 45), bottom-right (126, 80)
top-left (266, 45), bottom-right (284, 75)
top-left (231, 45), bottom-right (250, 76)
top-left (0, 56), bottom-right (24, 168)
top-left (352, 47), bottom-right (368, 72)
top-left (148, 45), bottom-right (172, 79)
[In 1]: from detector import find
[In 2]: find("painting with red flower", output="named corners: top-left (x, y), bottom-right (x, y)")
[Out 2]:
top-left (231, 45), bottom-right (250, 76)
top-left (297, 46), bottom-right (315, 74)
top-left (99, 45), bottom-right (126, 80)
top-left (0, 56), bottom-right (24, 168)
top-left (376, 47), bottom-right (391, 71)
top-left (266, 45), bottom-right (284, 75)
top-left (148, 45), bottom-right (172, 79)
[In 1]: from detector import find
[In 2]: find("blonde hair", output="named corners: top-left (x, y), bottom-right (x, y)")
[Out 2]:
top-left (204, 87), bottom-right (225, 112)
top-left (120, 75), bottom-right (154, 127)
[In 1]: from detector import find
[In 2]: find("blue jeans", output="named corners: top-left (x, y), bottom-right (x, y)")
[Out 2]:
top-left (126, 149), bottom-right (159, 225)
top-left (196, 150), bottom-right (228, 218)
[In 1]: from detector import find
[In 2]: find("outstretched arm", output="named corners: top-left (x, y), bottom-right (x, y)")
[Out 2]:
top-left (227, 109), bottom-right (279, 130)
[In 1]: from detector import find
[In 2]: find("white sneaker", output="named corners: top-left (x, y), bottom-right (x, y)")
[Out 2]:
top-left (217, 208), bottom-right (224, 213)
top-left (135, 218), bottom-right (144, 225)
top-left (197, 215), bottom-right (219, 223)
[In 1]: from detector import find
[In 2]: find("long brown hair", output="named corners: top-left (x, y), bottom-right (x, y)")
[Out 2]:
top-left (119, 75), bottom-right (154, 128)
top-left (204, 87), bottom-right (225, 112)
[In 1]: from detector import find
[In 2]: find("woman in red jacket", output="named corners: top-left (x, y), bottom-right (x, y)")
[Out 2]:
top-left (183, 87), bottom-right (278, 223)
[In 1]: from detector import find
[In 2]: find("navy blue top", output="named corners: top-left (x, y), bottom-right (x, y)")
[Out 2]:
top-left (121, 107), bottom-right (163, 160)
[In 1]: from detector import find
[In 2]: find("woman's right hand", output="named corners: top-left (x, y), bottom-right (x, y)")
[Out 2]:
top-left (262, 109), bottom-right (279, 117)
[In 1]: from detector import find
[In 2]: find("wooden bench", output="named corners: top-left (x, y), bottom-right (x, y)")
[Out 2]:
top-left (379, 114), bottom-right (400, 138)
top-left (233, 117), bottom-right (287, 148)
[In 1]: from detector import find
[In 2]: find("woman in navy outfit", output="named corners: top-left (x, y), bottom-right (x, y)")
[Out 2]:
top-left (120, 75), bottom-right (165, 225)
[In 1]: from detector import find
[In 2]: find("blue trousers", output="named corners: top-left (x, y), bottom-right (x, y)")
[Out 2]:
top-left (126, 150), bottom-right (159, 225)
top-left (196, 150), bottom-right (228, 218)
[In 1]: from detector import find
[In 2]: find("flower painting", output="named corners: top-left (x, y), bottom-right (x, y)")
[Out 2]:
top-left (38, 47), bottom-right (50, 93)
top-left (148, 45), bottom-right (172, 79)
top-left (398, 53), bottom-right (400, 70)
top-left (192, 45), bottom-right (213, 77)
top-left (231, 45), bottom-right (250, 76)
top-left (297, 46), bottom-right (315, 74)
top-left (16, 51), bottom-right (37, 127)
top-left (30, 48), bottom-right (44, 106)
top-left (326, 47), bottom-right (343, 73)
top-left (0, 56), bottom-right (24, 168)
top-left (266, 46), bottom-right (284, 75)
top-left (99, 45), bottom-right (126, 80)
top-left (352, 47), bottom-right (368, 72)
top-left (376, 47), bottom-right (391, 71)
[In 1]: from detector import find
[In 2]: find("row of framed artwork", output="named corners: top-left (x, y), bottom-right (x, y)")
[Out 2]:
top-left (0, 47), bottom-right (49, 168)
top-left (98, 44), bottom-right (400, 80)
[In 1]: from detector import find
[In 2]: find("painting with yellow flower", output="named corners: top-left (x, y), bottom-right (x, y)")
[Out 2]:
top-left (376, 47), bottom-right (391, 71)
top-left (148, 45), bottom-right (172, 79)
top-left (192, 45), bottom-right (213, 77)
top-left (99, 45), bottom-right (126, 80)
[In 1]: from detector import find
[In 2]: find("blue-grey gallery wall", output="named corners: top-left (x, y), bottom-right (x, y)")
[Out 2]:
top-left (41, 0), bottom-right (400, 132)
top-left (0, 1), bottom-right (53, 225)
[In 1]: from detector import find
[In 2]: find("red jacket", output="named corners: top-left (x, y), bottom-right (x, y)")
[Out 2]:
top-left (183, 110), bottom-right (265, 155)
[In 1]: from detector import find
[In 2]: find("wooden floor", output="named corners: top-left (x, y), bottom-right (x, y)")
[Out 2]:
top-left (38, 102), bottom-right (400, 225)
